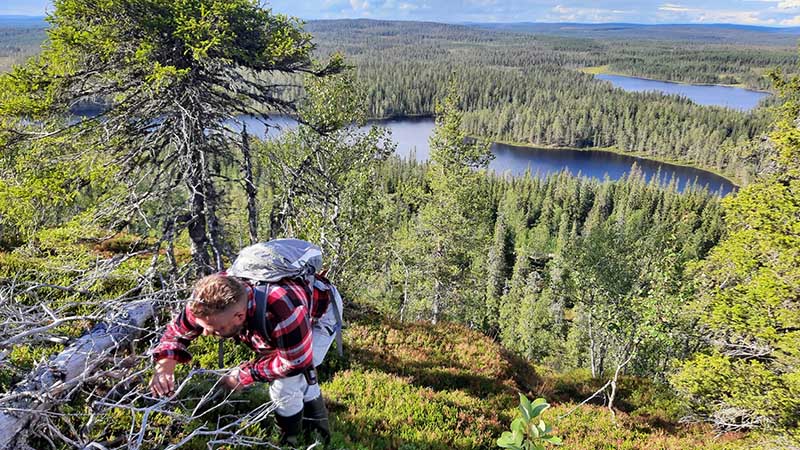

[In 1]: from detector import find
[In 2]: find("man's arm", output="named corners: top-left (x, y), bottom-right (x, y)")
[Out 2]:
top-left (238, 283), bottom-right (313, 386)
top-left (151, 305), bottom-right (203, 362)
top-left (149, 305), bottom-right (203, 396)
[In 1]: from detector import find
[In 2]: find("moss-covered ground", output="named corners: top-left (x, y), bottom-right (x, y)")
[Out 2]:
top-left (320, 304), bottom-right (758, 450)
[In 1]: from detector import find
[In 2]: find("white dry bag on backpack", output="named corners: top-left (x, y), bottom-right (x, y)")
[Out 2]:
top-left (227, 239), bottom-right (344, 367)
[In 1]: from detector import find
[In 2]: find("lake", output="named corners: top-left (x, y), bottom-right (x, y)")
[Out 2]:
top-left (238, 115), bottom-right (736, 196)
top-left (595, 74), bottom-right (770, 111)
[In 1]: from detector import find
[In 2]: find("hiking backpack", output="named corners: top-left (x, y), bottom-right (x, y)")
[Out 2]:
top-left (224, 239), bottom-right (344, 367)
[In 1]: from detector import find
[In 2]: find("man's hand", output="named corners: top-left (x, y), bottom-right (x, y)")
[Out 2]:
top-left (221, 368), bottom-right (244, 392)
top-left (149, 359), bottom-right (177, 398)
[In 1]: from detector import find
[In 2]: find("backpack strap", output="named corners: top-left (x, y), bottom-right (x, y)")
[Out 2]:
top-left (330, 286), bottom-right (344, 357)
top-left (253, 284), bottom-right (270, 338)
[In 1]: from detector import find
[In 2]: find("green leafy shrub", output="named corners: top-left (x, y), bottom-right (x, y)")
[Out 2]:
top-left (542, 402), bottom-right (755, 450)
top-left (497, 394), bottom-right (562, 450)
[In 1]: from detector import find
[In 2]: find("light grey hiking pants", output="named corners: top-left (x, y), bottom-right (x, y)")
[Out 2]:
top-left (269, 296), bottom-right (342, 416)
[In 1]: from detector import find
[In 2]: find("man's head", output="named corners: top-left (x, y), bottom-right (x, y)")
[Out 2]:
top-left (189, 274), bottom-right (248, 338)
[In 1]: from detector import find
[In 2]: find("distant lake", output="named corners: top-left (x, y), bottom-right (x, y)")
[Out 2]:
top-left (595, 74), bottom-right (770, 111)
top-left (239, 115), bottom-right (736, 196)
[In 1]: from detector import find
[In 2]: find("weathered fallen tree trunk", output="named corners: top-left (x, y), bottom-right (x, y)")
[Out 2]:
top-left (0, 301), bottom-right (155, 450)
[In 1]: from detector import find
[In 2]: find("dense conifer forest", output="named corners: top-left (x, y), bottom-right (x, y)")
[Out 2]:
top-left (306, 19), bottom-right (798, 184)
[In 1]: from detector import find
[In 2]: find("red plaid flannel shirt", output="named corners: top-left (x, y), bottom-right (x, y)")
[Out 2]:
top-left (151, 275), bottom-right (332, 385)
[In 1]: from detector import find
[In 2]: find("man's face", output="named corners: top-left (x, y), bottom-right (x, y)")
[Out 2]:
top-left (194, 305), bottom-right (247, 339)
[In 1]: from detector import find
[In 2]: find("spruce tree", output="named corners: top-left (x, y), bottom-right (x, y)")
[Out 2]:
top-left (672, 71), bottom-right (800, 438)
top-left (0, 0), bottom-right (342, 273)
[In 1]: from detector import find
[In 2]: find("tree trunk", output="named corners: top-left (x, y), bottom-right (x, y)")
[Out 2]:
top-left (0, 302), bottom-right (155, 450)
top-left (163, 216), bottom-right (180, 280)
top-left (204, 173), bottom-right (225, 272)
top-left (432, 279), bottom-right (441, 325)
top-left (187, 155), bottom-right (212, 276)
top-left (588, 312), bottom-right (597, 378)
top-left (606, 347), bottom-right (635, 420)
top-left (400, 262), bottom-right (409, 322)
top-left (241, 126), bottom-right (259, 245)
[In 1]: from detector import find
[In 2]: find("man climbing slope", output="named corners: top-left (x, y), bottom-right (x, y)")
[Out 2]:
top-left (148, 240), bottom-right (343, 445)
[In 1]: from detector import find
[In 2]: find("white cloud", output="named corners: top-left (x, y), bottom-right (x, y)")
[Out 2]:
top-left (552, 5), bottom-right (569, 14)
top-left (398, 2), bottom-right (418, 11)
top-left (350, 0), bottom-right (370, 10)
top-left (778, 0), bottom-right (800, 9)
top-left (548, 4), bottom-right (631, 22)
top-left (781, 14), bottom-right (800, 23)
top-left (697, 9), bottom-right (774, 24)
top-left (658, 3), bottom-right (699, 12)
top-left (655, 3), bottom-right (782, 25)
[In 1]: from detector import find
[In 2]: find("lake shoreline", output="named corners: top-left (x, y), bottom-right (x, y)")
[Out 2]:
top-left (367, 113), bottom-right (434, 122)
top-left (470, 135), bottom-right (742, 188)
top-left (579, 65), bottom-right (772, 95)
top-left (240, 113), bottom-right (743, 190)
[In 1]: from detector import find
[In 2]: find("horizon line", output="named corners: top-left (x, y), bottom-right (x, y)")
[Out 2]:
top-left (2, 15), bottom-right (800, 30)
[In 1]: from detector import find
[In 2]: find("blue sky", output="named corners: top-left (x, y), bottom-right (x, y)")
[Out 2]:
top-left (1, 0), bottom-right (798, 26)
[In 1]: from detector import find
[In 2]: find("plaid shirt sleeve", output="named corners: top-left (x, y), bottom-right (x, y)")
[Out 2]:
top-left (238, 281), bottom-right (313, 385)
top-left (150, 304), bottom-right (203, 363)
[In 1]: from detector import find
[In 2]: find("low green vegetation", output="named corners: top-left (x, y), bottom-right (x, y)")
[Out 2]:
top-left (320, 308), bottom-right (757, 449)
top-left (497, 395), bottom-right (562, 450)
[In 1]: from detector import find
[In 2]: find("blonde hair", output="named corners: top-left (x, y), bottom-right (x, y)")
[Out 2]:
top-left (189, 274), bottom-right (246, 317)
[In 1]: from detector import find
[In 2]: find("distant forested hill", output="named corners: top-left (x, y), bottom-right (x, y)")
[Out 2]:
top-left (308, 19), bottom-right (797, 91)
top-left (472, 22), bottom-right (800, 46)
top-left (0, 16), bottom-right (45, 72)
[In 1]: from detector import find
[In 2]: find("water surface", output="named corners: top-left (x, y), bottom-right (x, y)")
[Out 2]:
top-left (596, 74), bottom-right (770, 111)
top-left (370, 117), bottom-right (735, 195)
top-left (211, 115), bottom-right (739, 196)
top-left (67, 104), bottom-right (734, 194)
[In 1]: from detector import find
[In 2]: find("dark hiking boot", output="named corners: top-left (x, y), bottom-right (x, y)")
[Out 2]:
top-left (274, 410), bottom-right (303, 447)
top-left (303, 395), bottom-right (331, 444)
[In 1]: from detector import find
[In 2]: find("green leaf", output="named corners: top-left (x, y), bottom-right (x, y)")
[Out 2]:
top-left (528, 420), bottom-right (541, 438)
top-left (497, 431), bottom-right (516, 448)
top-left (498, 426), bottom-right (524, 448)
top-left (511, 418), bottom-right (525, 435)
top-left (513, 429), bottom-right (524, 446)
top-left (537, 419), bottom-right (547, 434)
top-left (543, 436), bottom-right (563, 445)
top-left (519, 393), bottom-right (533, 421)
top-left (531, 400), bottom-right (550, 418)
